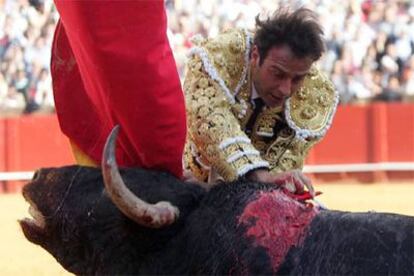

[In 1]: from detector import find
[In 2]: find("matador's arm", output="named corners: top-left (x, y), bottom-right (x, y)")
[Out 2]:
top-left (184, 53), bottom-right (269, 181)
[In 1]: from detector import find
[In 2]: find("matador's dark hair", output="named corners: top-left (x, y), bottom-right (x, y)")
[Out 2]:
top-left (253, 7), bottom-right (325, 64)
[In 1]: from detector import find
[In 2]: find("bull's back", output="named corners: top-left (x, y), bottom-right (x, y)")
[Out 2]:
top-left (278, 211), bottom-right (414, 275)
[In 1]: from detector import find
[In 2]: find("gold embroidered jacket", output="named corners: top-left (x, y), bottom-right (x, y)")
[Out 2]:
top-left (183, 28), bottom-right (338, 182)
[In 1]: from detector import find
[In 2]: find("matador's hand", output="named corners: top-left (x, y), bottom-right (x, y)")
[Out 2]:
top-left (246, 169), bottom-right (316, 198)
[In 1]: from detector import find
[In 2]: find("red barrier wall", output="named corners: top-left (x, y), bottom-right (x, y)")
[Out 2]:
top-left (308, 103), bottom-right (413, 164)
top-left (0, 115), bottom-right (74, 192)
top-left (2, 115), bottom-right (74, 171)
top-left (307, 102), bottom-right (414, 182)
top-left (308, 104), bottom-right (371, 164)
top-left (0, 103), bottom-right (413, 192)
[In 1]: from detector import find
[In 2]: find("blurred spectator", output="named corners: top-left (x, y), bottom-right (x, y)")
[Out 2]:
top-left (373, 74), bottom-right (403, 102)
top-left (1, 0), bottom-right (414, 117)
top-left (0, 72), bottom-right (8, 101)
top-left (331, 60), bottom-right (353, 103)
top-left (403, 56), bottom-right (414, 99)
top-left (0, 72), bottom-right (25, 114)
top-left (0, 0), bottom-right (55, 116)
top-left (34, 67), bottom-right (53, 111)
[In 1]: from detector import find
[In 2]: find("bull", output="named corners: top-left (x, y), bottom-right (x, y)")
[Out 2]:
top-left (20, 127), bottom-right (414, 275)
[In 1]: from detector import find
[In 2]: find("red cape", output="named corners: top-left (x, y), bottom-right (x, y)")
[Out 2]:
top-left (52, 1), bottom-right (186, 178)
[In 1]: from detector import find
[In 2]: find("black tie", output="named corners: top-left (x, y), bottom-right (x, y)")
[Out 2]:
top-left (245, 98), bottom-right (264, 134)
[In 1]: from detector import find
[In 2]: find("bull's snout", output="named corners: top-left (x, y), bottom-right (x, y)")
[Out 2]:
top-left (19, 198), bottom-right (46, 246)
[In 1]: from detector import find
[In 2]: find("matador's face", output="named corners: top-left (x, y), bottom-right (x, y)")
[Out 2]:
top-left (251, 45), bottom-right (313, 108)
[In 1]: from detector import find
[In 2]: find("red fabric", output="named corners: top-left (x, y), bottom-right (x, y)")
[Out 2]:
top-left (52, 1), bottom-right (186, 178)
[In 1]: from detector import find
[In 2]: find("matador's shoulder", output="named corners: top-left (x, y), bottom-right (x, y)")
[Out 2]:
top-left (187, 28), bottom-right (253, 99)
top-left (285, 66), bottom-right (339, 141)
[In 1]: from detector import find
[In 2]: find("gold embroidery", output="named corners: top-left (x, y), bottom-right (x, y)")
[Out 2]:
top-left (184, 29), bottom-right (337, 182)
top-left (288, 67), bottom-right (336, 132)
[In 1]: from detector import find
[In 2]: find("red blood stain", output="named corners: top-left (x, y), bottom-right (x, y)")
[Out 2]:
top-left (238, 190), bottom-right (318, 272)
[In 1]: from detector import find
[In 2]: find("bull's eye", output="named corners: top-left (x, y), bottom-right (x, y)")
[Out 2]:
top-left (32, 169), bottom-right (41, 181)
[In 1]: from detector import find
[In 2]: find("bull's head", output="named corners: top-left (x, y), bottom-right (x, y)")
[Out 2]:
top-left (19, 127), bottom-right (206, 274)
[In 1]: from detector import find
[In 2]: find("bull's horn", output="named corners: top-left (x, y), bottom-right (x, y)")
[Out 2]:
top-left (101, 125), bottom-right (179, 228)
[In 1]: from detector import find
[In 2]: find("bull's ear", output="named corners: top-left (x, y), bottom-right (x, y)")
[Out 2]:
top-left (101, 125), bottom-right (180, 228)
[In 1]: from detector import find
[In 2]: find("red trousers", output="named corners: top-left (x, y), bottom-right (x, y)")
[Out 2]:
top-left (52, 1), bottom-right (186, 178)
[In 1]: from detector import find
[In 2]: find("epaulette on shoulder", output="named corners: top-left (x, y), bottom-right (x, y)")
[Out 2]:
top-left (284, 66), bottom-right (339, 141)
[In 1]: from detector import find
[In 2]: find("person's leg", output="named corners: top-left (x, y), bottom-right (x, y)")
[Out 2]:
top-left (52, 1), bottom-right (186, 177)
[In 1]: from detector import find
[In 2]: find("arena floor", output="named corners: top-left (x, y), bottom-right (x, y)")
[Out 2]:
top-left (1, 182), bottom-right (413, 275)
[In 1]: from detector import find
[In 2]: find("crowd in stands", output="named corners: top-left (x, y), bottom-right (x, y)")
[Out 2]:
top-left (0, 0), bottom-right (55, 116)
top-left (0, 0), bottom-right (413, 116)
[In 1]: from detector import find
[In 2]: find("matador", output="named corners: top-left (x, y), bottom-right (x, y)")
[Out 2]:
top-left (184, 27), bottom-right (338, 183)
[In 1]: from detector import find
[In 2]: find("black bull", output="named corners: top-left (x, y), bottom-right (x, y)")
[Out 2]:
top-left (20, 134), bottom-right (413, 275)
top-left (20, 167), bottom-right (414, 275)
